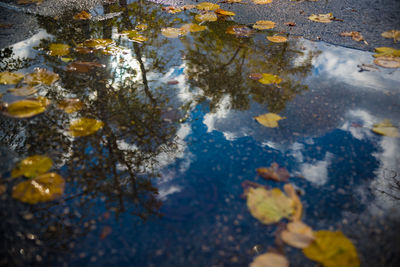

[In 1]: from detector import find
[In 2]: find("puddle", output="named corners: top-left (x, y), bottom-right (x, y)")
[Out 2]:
top-left (1, 1), bottom-right (400, 266)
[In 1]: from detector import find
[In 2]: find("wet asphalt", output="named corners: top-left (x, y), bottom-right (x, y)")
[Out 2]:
top-left (1, 0), bottom-right (400, 51)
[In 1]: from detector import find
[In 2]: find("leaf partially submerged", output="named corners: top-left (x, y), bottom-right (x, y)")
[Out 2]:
top-left (195, 12), bottom-right (218, 22)
top-left (0, 71), bottom-right (24, 84)
top-left (258, 73), bottom-right (282, 85)
top-left (57, 98), bottom-right (83, 114)
top-left (246, 187), bottom-right (294, 224)
top-left (12, 173), bottom-right (65, 204)
top-left (215, 9), bottom-right (235, 16)
top-left (226, 25), bottom-right (253, 37)
top-left (373, 56), bottom-right (400, 68)
top-left (73, 10), bottom-right (92, 20)
top-left (252, 0), bottom-right (273, 4)
top-left (257, 163), bottom-right (290, 182)
top-left (120, 30), bottom-right (148, 43)
top-left (67, 61), bottom-right (105, 73)
top-left (8, 85), bottom-right (38, 96)
top-left (253, 20), bottom-right (275, 30)
top-left (303, 231), bottom-right (360, 267)
top-left (11, 155), bottom-right (53, 178)
top-left (24, 68), bottom-right (59, 85)
top-left (181, 23), bottom-right (207, 33)
top-left (48, 43), bottom-right (71, 56)
top-left (254, 113), bottom-right (286, 128)
top-left (267, 36), bottom-right (288, 43)
top-left (308, 13), bottom-right (334, 23)
top-left (196, 2), bottom-right (220, 11)
top-left (162, 6), bottom-right (182, 14)
top-left (281, 221), bottom-right (315, 248)
top-left (78, 39), bottom-right (115, 50)
top-left (6, 97), bottom-right (50, 118)
top-left (250, 252), bottom-right (289, 267)
top-left (340, 32), bottom-right (365, 42)
top-left (373, 47), bottom-right (400, 58)
top-left (69, 117), bottom-right (104, 137)
top-left (381, 30), bottom-right (400, 43)
top-left (161, 27), bottom-right (186, 38)
top-left (371, 119), bottom-right (399, 137)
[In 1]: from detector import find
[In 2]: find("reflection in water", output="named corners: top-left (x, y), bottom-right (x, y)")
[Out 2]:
top-left (0, 0), bottom-right (399, 266)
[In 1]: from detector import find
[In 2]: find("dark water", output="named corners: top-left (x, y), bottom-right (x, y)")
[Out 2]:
top-left (1, 1), bottom-right (400, 266)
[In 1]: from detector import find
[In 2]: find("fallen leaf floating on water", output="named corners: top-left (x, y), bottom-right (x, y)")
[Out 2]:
top-left (215, 9), bottom-right (236, 16)
top-left (0, 71), bottom-right (24, 84)
top-left (373, 47), bottom-right (400, 58)
top-left (252, 0), bottom-right (273, 4)
top-left (78, 39), bottom-right (115, 50)
top-left (371, 119), bottom-right (399, 137)
top-left (267, 36), bottom-right (288, 43)
top-left (281, 221), bottom-right (315, 248)
top-left (339, 32), bottom-right (365, 43)
top-left (254, 113), bottom-right (286, 128)
top-left (161, 27), bottom-right (187, 38)
top-left (11, 155), bottom-right (53, 178)
top-left (373, 56), bottom-right (400, 68)
top-left (73, 10), bottom-right (92, 20)
top-left (12, 173), bottom-right (65, 204)
top-left (195, 12), bottom-right (218, 22)
top-left (284, 183), bottom-right (302, 221)
top-left (226, 25), bottom-right (254, 37)
top-left (253, 20), bottom-right (276, 30)
top-left (24, 68), bottom-right (59, 85)
top-left (250, 252), bottom-right (289, 267)
top-left (69, 117), bottom-right (104, 137)
top-left (17, 0), bottom-right (43, 4)
top-left (120, 30), bottom-right (148, 43)
top-left (196, 2), bottom-right (220, 11)
top-left (180, 23), bottom-right (207, 33)
top-left (162, 6), bottom-right (182, 14)
top-left (181, 5), bottom-right (196, 10)
top-left (246, 186), bottom-right (297, 224)
top-left (67, 61), bottom-right (105, 73)
top-left (57, 98), bottom-right (83, 114)
top-left (101, 45), bottom-right (125, 56)
top-left (303, 230), bottom-right (360, 267)
top-left (48, 43), bottom-right (71, 56)
top-left (308, 13), bottom-right (335, 23)
top-left (249, 73), bottom-right (263, 80)
top-left (381, 30), bottom-right (400, 43)
top-left (256, 162), bottom-right (290, 182)
top-left (221, 0), bottom-right (242, 3)
top-left (6, 97), bottom-right (50, 118)
top-left (135, 24), bottom-right (148, 31)
top-left (8, 85), bottom-right (38, 96)
top-left (258, 73), bottom-right (282, 85)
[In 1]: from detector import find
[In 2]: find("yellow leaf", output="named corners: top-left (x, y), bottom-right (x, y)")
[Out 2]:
top-left (258, 73), bottom-right (282, 85)
top-left (308, 13), bottom-right (334, 23)
top-left (281, 221), bottom-right (315, 248)
top-left (0, 184), bottom-right (6, 196)
top-left (161, 27), bottom-right (187, 38)
top-left (267, 36), bottom-right (288, 43)
top-left (303, 231), bottom-right (360, 267)
top-left (24, 68), bottom-right (59, 85)
top-left (253, 20), bottom-right (276, 30)
top-left (73, 10), bottom-right (92, 20)
top-left (254, 113), bottom-right (286, 128)
top-left (252, 0), bottom-right (273, 4)
top-left (246, 187), bottom-right (294, 224)
top-left (196, 2), bottom-right (220, 11)
top-left (284, 183), bottom-right (302, 221)
top-left (373, 47), bottom-right (400, 58)
top-left (371, 119), bottom-right (399, 137)
top-left (57, 98), bottom-right (83, 114)
top-left (12, 173), bottom-right (65, 204)
top-left (11, 155), bottom-right (53, 178)
top-left (69, 117), bottom-right (104, 137)
top-left (181, 23), bottom-right (207, 33)
top-left (222, 0), bottom-right (242, 3)
top-left (8, 85), bottom-right (38, 96)
top-left (215, 9), bottom-right (235, 16)
top-left (120, 30), bottom-right (148, 43)
top-left (60, 57), bottom-right (74, 62)
top-left (250, 252), bottom-right (289, 267)
top-left (181, 4), bottom-right (196, 10)
top-left (373, 56), bottom-right (400, 68)
top-left (162, 6), bottom-right (183, 14)
top-left (0, 71), bottom-right (24, 84)
top-left (78, 39), bottom-right (115, 49)
top-left (195, 12), bottom-right (218, 22)
top-left (135, 24), bottom-right (148, 31)
top-left (17, 0), bottom-right (43, 4)
top-left (6, 97), bottom-right (50, 118)
top-left (381, 30), bottom-right (400, 42)
top-left (48, 43), bottom-right (71, 56)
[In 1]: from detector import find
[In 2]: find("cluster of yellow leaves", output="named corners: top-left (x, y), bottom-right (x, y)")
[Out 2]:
top-left (373, 47), bottom-right (400, 68)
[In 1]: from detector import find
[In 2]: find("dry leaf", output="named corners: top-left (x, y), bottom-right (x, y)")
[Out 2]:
top-left (78, 39), bottom-right (115, 50)
top-left (303, 231), bottom-right (360, 267)
top-left (0, 72), bottom-right (24, 84)
top-left (57, 99), bottom-right (83, 114)
top-left (195, 12), bottom-right (218, 22)
top-left (381, 30), bottom-right (400, 42)
top-left (258, 73), bottom-right (282, 85)
top-left (181, 23), bottom-right (207, 33)
top-left (6, 97), bottom-right (50, 118)
top-left (254, 113), bottom-right (286, 128)
top-left (73, 10), bottom-right (92, 20)
top-left (8, 85), bottom-right (38, 96)
top-left (371, 119), bottom-right (399, 137)
top-left (308, 13), bottom-right (334, 23)
top-left (196, 2), bottom-right (220, 11)
top-left (67, 61), bottom-right (105, 73)
top-left (120, 30), bottom-right (148, 43)
top-left (250, 252), bottom-right (289, 267)
top-left (253, 20), bottom-right (275, 30)
top-left (17, 0), bottom-right (43, 5)
top-left (11, 155), bottom-right (53, 178)
top-left (281, 221), bottom-right (315, 248)
top-left (249, 73), bottom-right (263, 80)
top-left (267, 36), bottom-right (288, 43)
top-left (373, 57), bottom-right (400, 68)
top-left (12, 173), bottom-right (65, 204)
top-left (252, 0), bottom-right (273, 4)
top-left (373, 47), bottom-right (400, 58)
top-left (215, 9), bottom-right (235, 16)
top-left (135, 24), bottom-right (148, 31)
top-left (162, 6), bottom-right (182, 14)
top-left (161, 27), bottom-right (186, 38)
top-left (48, 43), bottom-right (71, 56)
top-left (340, 32), bottom-right (364, 42)
top-left (24, 68), bottom-right (59, 85)
top-left (69, 117), bottom-right (104, 137)
top-left (257, 163), bottom-right (290, 182)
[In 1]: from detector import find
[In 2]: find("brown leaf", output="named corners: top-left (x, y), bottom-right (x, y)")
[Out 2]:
top-left (67, 61), bottom-right (105, 73)
top-left (340, 31), bottom-right (364, 42)
top-left (256, 163), bottom-right (290, 182)
top-left (281, 221), bottom-right (315, 248)
top-left (373, 57), bottom-right (400, 68)
top-left (284, 183), bottom-right (302, 221)
top-left (73, 10), bottom-right (92, 20)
